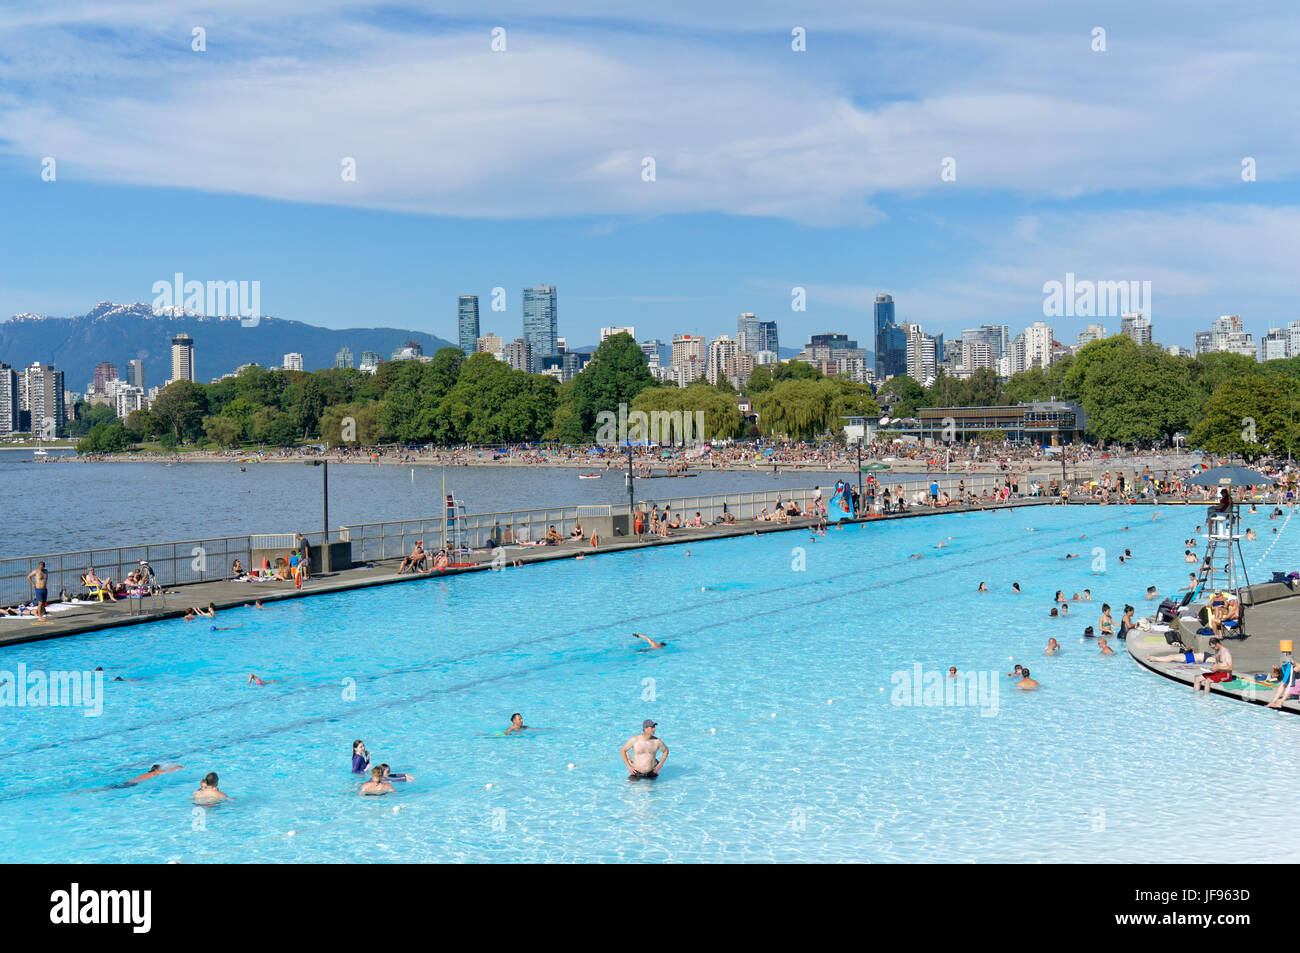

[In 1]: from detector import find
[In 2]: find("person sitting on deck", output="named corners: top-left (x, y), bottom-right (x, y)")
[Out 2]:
top-left (692, 512), bottom-right (704, 527)
top-left (1211, 595), bottom-right (1240, 638)
top-left (84, 567), bottom-right (119, 601)
top-left (1192, 639), bottom-right (1233, 693)
top-left (230, 559), bottom-right (246, 579)
top-left (569, 523), bottom-right (585, 540)
top-left (545, 525), bottom-right (562, 545)
top-left (397, 540), bottom-right (426, 574)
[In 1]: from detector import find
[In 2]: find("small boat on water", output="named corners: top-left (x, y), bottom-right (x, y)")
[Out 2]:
top-left (579, 473), bottom-right (602, 479)
top-left (33, 447), bottom-right (48, 459)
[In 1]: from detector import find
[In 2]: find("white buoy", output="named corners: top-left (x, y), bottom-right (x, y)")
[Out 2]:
top-left (392, 805), bottom-right (401, 813)
top-left (827, 699), bottom-right (833, 704)
top-left (770, 712), bottom-right (776, 718)
top-left (566, 763), bottom-right (575, 770)
top-left (710, 728), bottom-right (717, 733)
top-left (484, 783), bottom-right (493, 789)
top-left (287, 830), bottom-right (297, 837)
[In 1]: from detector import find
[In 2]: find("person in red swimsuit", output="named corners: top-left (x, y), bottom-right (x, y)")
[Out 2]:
top-left (1193, 639), bottom-right (1233, 694)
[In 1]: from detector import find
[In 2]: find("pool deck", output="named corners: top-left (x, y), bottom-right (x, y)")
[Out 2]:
top-left (1126, 581), bottom-right (1300, 714)
top-left (0, 496), bottom-right (1055, 648)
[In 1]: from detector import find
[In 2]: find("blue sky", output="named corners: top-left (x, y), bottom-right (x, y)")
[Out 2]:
top-left (2, 0), bottom-right (1299, 353)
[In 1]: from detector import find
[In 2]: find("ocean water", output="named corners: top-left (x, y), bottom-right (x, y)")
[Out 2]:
top-left (2, 502), bottom-right (1297, 863)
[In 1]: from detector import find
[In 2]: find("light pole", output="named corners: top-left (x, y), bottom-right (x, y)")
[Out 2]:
top-left (306, 459), bottom-right (330, 573)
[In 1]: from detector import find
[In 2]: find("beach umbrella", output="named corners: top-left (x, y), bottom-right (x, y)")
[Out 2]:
top-left (763, 448), bottom-right (776, 456)
top-left (587, 447), bottom-right (604, 454)
top-left (1186, 466), bottom-right (1275, 487)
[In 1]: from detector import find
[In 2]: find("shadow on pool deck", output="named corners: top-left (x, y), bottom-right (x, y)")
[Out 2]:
top-left (0, 497), bottom-right (1056, 648)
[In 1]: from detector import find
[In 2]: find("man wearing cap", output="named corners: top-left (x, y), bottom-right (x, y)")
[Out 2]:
top-left (620, 719), bottom-right (668, 780)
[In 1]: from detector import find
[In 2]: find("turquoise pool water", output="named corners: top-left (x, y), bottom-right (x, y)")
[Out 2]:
top-left (2, 503), bottom-right (1299, 863)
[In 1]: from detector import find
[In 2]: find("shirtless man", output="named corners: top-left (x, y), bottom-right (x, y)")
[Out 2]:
top-left (1045, 638), bottom-right (1060, 655)
top-left (1016, 668), bottom-right (1040, 690)
top-left (26, 562), bottom-right (48, 620)
top-left (632, 632), bottom-right (666, 650)
top-left (193, 772), bottom-right (230, 804)
top-left (1149, 648), bottom-right (1213, 664)
top-left (504, 712), bottom-right (529, 736)
top-left (1193, 639), bottom-right (1233, 694)
top-left (359, 766), bottom-right (395, 796)
top-left (620, 720), bottom-right (668, 780)
top-left (1098, 637), bottom-right (1116, 656)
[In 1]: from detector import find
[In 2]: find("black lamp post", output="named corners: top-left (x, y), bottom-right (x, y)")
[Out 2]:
top-left (306, 459), bottom-right (330, 573)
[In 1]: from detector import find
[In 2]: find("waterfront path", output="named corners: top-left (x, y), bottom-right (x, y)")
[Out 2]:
top-left (0, 497), bottom-right (1052, 648)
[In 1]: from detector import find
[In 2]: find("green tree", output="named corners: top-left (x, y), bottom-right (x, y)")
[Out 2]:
top-left (752, 378), bottom-right (845, 440)
top-left (76, 421), bottom-right (131, 454)
top-left (1190, 375), bottom-right (1300, 461)
top-left (151, 380), bottom-right (208, 443)
top-left (202, 415), bottom-right (242, 448)
top-left (1066, 337), bottom-right (1195, 444)
top-left (744, 365), bottom-right (773, 394)
top-left (571, 333), bottom-right (655, 437)
top-left (877, 375), bottom-right (928, 417)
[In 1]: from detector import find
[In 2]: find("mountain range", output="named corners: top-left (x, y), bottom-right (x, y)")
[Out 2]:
top-left (0, 303), bottom-right (457, 391)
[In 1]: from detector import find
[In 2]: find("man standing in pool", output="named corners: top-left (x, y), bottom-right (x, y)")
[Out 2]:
top-left (621, 719), bottom-right (668, 780)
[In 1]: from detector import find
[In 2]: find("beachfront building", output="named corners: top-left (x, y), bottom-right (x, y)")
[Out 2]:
top-left (282, 352), bottom-right (304, 371)
top-left (170, 333), bottom-right (195, 383)
top-left (913, 401), bottom-right (1089, 444)
top-left (458, 295), bottom-right (480, 355)
top-left (522, 285), bottom-right (558, 367)
top-left (670, 333), bottom-right (707, 382)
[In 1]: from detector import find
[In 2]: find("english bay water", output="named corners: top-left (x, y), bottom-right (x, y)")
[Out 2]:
top-left (0, 450), bottom-right (897, 559)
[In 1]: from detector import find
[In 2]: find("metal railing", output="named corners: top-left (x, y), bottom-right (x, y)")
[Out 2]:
top-left (0, 531), bottom-right (341, 608)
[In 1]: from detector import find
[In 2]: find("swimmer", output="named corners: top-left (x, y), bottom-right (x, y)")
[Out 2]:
top-left (1064, 554), bottom-right (1079, 560)
top-left (909, 553), bottom-right (922, 559)
top-left (1054, 590), bottom-right (1065, 603)
top-left (504, 712), bottom-right (529, 736)
top-left (127, 764), bottom-right (183, 785)
top-left (1145, 586), bottom-right (1158, 599)
top-left (1059, 603), bottom-right (1069, 615)
top-left (247, 601), bottom-right (267, 610)
top-left (246, 673), bottom-right (283, 685)
top-left (1012, 582), bottom-right (1021, 593)
top-left (211, 624), bottom-right (242, 632)
top-left (1049, 607), bottom-right (1059, 617)
top-left (352, 740), bottom-right (371, 775)
top-left (379, 763), bottom-right (413, 783)
top-left (1098, 637), bottom-right (1115, 656)
top-left (1083, 625), bottom-right (1096, 639)
top-left (359, 766), bottom-right (394, 796)
top-left (620, 719), bottom-right (668, 780)
top-left (977, 582), bottom-right (988, 592)
top-left (193, 772), bottom-right (230, 804)
top-left (1082, 589), bottom-right (1092, 601)
top-left (1045, 638), bottom-right (1060, 655)
top-left (1184, 550), bottom-right (1197, 563)
top-left (948, 666), bottom-right (958, 678)
top-left (633, 632), bottom-right (667, 650)
top-left (1016, 668), bottom-right (1040, 690)
top-left (1071, 592), bottom-right (1081, 601)
top-left (1005, 664), bottom-right (1024, 678)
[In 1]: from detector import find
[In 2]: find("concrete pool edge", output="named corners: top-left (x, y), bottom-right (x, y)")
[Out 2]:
top-left (0, 498), bottom-right (1056, 648)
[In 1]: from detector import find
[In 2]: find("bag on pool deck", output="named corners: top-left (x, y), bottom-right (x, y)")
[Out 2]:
top-left (1156, 598), bottom-right (1179, 625)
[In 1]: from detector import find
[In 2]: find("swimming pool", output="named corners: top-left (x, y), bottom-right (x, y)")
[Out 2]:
top-left (3, 503), bottom-right (1299, 863)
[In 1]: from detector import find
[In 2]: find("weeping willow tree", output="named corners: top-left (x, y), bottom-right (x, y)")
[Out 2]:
top-left (751, 379), bottom-right (837, 440)
top-left (629, 383), bottom-right (744, 443)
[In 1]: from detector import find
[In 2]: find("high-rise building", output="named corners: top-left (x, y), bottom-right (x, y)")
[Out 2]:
top-left (0, 364), bottom-right (18, 436)
top-left (522, 285), bottom-right (558, 362)
top-left (601, 326), bottom-right (636, 342)
top-left (390, 340), bottom-right (422, 362)
top-left (1121, 312), bottom-right (1152, 346)
top-left (670, 334), bottom-right (708, 382)
top-left (1075, 324), bottom-right (1107, 349)
top-left (505, 337), bottom-right (534, 373)
top-left (960, 340), bottom-right (995, 375)
top-left (335, 346), bottom-right (355, 370)
top-left (126, 359), bottom-right (146, 390)
top-left (114, 384), bottom-right (145, 420)
top-left (737, 314), bottom-right (761, 355)
top-left (92, 361), bottom-right (118, 394)
top-left (458, 295), bottom-right (480, 355)
top-left (874, 294), bottom-right (907, 380)
top-left (1195, 315), bottom-right (1256, 358)
top-left (359, 351), bottom-right (382, 373)
top-left (1260, 328), bottom-right (1289, 362)
top-left (707, 336), bottom-right (741, 385)
top-left (170, 333), bottom-right (195, 383)
top-left (25, 363), bottom-right (66, 433)
top-left (477, 333), bottom-right (505, 361)
top-left (282, 352), bottom-right (304, 371)
top-left (1288, 321), bottom-right (1300, 359)
top-left (904, 325), bottom-right (939, 383)
top-left (1024, 322), bottom-right (1055, 370)
top-left (639, 339), bottom-right (668, 369)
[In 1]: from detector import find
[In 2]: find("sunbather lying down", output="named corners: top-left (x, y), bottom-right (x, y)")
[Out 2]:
top-left (1147, 650), bottom-right (1212, 664)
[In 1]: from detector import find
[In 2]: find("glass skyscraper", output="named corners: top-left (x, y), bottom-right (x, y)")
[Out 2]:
top-left (874, 294), bottom-right (907, 380)
top-left (737, 314), bottom-right (779, 356)
top-left (522, 285), bottom-right (558, 369)
top-left (458, 295), bottom-right (480, 355)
